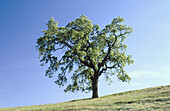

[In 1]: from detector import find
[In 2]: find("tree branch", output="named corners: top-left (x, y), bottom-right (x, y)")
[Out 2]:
top-left (55, 45), bottom-right (66, 51)
top-left (80, 59), bottom-right (95, 70)
top-left (112, 34), bottom-right (118, 47)
top-left (60, 41), bottom-right (73, 49)
top-left (99, 63), bottom-right (116, 76)
top-left (98, 34), bottom-right (118, 73)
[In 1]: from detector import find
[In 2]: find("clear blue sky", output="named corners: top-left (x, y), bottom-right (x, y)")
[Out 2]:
top-left (0, 0), bottom-right (170, 108)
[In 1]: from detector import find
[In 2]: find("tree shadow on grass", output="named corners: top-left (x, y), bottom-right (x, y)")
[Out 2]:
top-left (68, 98), bottom-right (93, 103)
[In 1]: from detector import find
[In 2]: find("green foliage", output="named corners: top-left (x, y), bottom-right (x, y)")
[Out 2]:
top-left (36, 15), bottom-right (134, 93)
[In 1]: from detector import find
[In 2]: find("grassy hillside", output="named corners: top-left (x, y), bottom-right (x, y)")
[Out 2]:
top-left (1, 85), bottom-right (170, 111)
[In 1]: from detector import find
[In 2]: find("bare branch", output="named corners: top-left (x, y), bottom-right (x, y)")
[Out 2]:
top-left (60, 41), bottom-right (73, 49)
top-left (99, 63), bottom-right (116, 76)
top-left (55, 45), bottom-right (66, 51)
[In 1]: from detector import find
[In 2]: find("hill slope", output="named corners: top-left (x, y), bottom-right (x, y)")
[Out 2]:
top-left (1, 85), bottom-right (170, 111)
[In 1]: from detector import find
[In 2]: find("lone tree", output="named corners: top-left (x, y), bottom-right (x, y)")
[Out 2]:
top-left (36, 15), bottom-right (134, 98)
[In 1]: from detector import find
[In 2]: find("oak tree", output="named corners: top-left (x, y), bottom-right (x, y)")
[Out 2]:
top-left (36, 15), bottom-right (134, 98)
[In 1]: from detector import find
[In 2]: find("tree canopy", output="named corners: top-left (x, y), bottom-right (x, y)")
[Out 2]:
top-left (36, 15), bottom-right (134, 98)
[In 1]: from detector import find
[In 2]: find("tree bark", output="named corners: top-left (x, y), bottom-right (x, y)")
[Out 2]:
top-left (92, 77), bottom-right (99, 98)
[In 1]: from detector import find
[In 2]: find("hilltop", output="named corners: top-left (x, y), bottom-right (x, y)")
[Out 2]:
top-left (1, 85), bottom-right (170, 111)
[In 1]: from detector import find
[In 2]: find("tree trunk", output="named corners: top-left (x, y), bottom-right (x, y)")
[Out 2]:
top-left (92, 77), bottom-right (99, 98)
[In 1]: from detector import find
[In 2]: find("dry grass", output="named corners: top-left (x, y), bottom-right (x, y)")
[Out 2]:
top-left (1, 85), bottom-right (170, 111)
